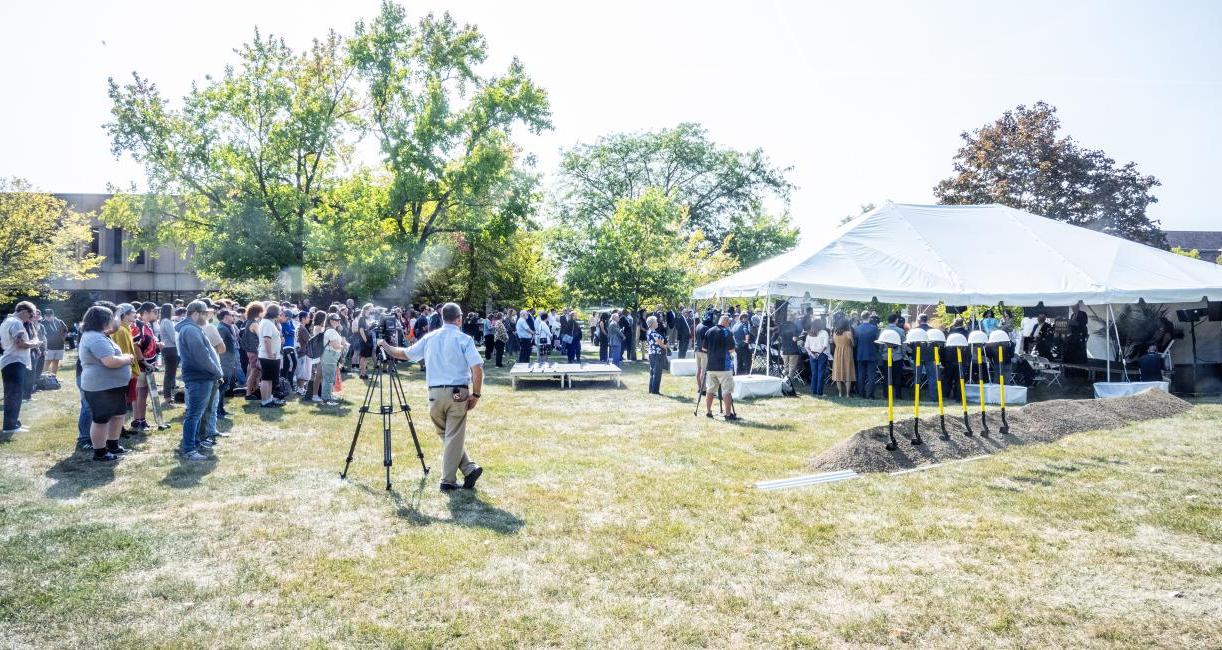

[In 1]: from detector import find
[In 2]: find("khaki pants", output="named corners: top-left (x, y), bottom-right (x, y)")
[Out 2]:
top-left (784, 354), bottom-right (803, 379)
top-left (695, 352), bottom-right (708, 391)
top-left (428, 387), bottom-right (478, 484)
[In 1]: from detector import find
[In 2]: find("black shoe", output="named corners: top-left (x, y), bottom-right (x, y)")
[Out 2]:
top-left (724, 413), bottom-right (740, 422)
top-left (439, 482), bottom-right (460, 492)
top-left (706, 412), bottom-right (714, 419)
top-left (92, 450), bottom-right (117, 462)
top-left (462, 466), bottom-right (483, 490)
top-left (132, 420), bottom-right (150, 432)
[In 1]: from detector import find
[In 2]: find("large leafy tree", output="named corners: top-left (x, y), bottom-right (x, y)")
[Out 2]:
top-left (348, 3), bottom-right (552, 294)
top-left (410, 170), bottom-right (560, 309)
top-left (563, 189), bottom-right (737, 310)
top-left (934, 101), bottom-right (1165, 247)
top-left (723, 208), bottom-right (800, 268)
top-left (0, 178), bottom-right (101, 303)
top-left (554, 123), bottom-right (794, 246)
top-left (105, 30), bottom-right (359, 291)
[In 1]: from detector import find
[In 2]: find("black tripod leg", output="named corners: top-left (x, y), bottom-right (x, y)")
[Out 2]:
top-left (387, 363), bottom-right (429, 475)
top-left (378, 366), bottom-right (394, 491)
top-left (340, 359), bottom-right (382, 480)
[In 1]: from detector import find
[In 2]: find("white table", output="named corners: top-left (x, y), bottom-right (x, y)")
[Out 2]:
top-left (1093, 381), bottom-right (1169, 399)
top-left (730, 374), bottom-right (783, 400)
top-left (669, 358), bottom-right (697, 376)
top-left (965, 383), bottom-right (1028, 406)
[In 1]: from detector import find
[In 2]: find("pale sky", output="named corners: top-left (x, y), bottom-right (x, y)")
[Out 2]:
top-left (2, 0), bottom-right (1219, 233)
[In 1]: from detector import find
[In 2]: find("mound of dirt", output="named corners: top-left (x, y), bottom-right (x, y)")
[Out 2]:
top-left (808, 389), bottom-right (1192, 474)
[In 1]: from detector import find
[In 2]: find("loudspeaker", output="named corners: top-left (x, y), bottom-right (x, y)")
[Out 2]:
top-left (1177, 308), bottom-right (1208, 323)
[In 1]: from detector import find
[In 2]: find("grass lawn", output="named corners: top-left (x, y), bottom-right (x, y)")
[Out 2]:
top-left (1, 357), bottom-right (1219, 648)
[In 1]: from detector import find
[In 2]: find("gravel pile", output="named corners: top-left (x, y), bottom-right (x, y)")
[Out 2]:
top-left (808, 389), bottom-right (1192, 474)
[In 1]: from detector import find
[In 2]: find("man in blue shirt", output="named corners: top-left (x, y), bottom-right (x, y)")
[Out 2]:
top-left (853, 311), bottom-right (881, 399)
top-left (731, 313), bottom-right (751, 375)
top-left (1138, 346), bottom-right (1165, 382)
top-left (381, 303), bottom-right (485, 492)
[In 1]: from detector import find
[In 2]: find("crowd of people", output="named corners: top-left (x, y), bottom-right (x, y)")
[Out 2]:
top-left (3, 294), bottom-right (1131, 462)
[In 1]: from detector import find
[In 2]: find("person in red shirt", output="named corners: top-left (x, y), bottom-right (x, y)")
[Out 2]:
top-left (129, 302), bottom-right (161, 432)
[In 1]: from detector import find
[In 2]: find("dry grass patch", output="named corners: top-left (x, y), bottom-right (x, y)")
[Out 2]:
top-left (0, 360), bottom-right (1219, 647)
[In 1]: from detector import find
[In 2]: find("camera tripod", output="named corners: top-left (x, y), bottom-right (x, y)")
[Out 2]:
top-left (340, 348), bottom-right (429, 490)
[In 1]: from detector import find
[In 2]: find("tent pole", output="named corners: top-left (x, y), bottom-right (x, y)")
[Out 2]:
top-left (1105, 304), bottom-right (1112, 382)
top-left (764, 288), bottom-right (772, 375)
top-left (1108, 304), bottom-right (1127, 381)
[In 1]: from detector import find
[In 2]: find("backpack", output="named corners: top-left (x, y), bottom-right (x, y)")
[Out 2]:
top-left (305, 331), bottom-right (325, 359)
top-left (273, 376), bottom-right (292, 400)
top-left (134, 320), bottom-right (160, 363)
top-left (239, 321), bottom-right (260, 354)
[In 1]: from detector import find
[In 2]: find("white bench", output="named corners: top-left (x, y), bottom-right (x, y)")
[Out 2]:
top-left (509, 362), bottom-right (565, 389)
top-left (509, 362), bottom-right (623, 389)
top-left (559, 363), bottom-right (623, 388)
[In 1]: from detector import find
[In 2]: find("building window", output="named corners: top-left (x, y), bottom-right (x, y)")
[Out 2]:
top-left (90, 228), bottom-right (100, 256)
top-left (111, 227), bottom-right (123, 265)
top-left (135, 249), bottom-right (146, 265)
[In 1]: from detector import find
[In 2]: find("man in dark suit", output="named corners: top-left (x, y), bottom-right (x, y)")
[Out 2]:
top-left (676, 308), bottom-right (693, 358)
top-left (853, 311), bottom-right (881, 398)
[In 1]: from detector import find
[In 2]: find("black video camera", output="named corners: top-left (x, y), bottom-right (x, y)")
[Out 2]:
top-left (368, 309), bottom-right (400, 343)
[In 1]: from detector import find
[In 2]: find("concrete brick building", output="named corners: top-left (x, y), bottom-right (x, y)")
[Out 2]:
top-left (50, 193), bottom-right (214, 303)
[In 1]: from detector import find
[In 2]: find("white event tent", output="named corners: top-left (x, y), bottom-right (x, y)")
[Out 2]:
top-left (694, 202), bottom-right (1222, 305)
top-left (694, 202), bottom-right (1222, 381)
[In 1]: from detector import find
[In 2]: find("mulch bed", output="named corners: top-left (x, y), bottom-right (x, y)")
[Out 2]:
top-left (808, 389), bottom-right (1192, 474)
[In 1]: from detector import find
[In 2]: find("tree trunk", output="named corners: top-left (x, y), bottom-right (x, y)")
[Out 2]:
top-left (462, 237), bottom-right (477, 308)
top-left (402, 253), bottom-right (421, 302)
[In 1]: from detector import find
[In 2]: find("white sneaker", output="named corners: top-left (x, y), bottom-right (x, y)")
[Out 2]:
top-left (311, 395), bottom-right (324, 403)
top-left (2, 426), bottom-right (30, 434)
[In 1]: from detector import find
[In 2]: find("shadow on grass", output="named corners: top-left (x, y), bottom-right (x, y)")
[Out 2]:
top-left (718, 416), bottom-right (796, 432)
top-left (45, 453), bottom-right (117, 499)
top-left (242, 402), bottom-right (285, 422)
top-left (160, 455), bottom-right (219, 488)
top-left (388, 480), bottom-right (524, 535)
